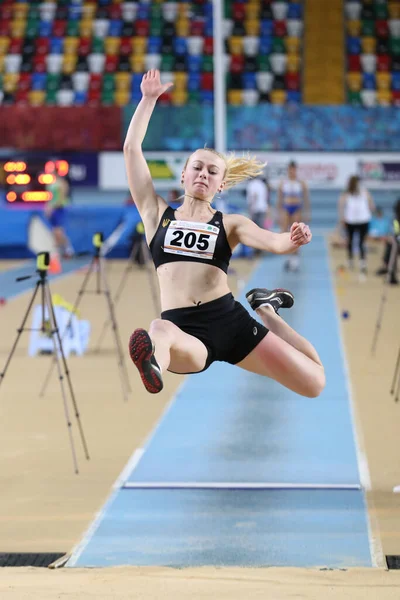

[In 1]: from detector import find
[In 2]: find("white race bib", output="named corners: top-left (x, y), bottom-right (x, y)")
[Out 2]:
top-left (164, 220), bottom-right (219, 260)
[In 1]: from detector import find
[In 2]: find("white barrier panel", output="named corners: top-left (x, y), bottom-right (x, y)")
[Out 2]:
top-left (99, 151), bottom-right (400, 190)
top-left (29, 305), bottom-right (90, 358)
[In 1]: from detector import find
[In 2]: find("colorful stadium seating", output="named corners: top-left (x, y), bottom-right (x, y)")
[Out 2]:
top-left (0, 0), bottom-right (304, 107)
top-left (346, 0), bottom-right (400, 106)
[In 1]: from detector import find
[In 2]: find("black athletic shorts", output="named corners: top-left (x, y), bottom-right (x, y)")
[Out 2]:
top-left (161, 293), bottom-right (269, 373)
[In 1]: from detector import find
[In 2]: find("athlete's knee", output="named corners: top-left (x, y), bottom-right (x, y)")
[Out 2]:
top-left (149, 318), bottom-right (175, 341)
top-left (304, 366), bottom-right (326, 398)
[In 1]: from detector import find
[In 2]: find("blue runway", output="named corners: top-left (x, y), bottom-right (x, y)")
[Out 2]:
top-left (66, 236), bottom-right (380, 568)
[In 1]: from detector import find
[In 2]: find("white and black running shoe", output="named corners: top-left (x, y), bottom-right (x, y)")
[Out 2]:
top-left (245, 288), bottom-right (295, 314)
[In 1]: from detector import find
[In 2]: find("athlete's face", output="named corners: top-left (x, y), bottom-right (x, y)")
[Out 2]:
top-left (182, 150), bottom-right (226, 201)
top-left (288, 165), bottom-right (297, 179)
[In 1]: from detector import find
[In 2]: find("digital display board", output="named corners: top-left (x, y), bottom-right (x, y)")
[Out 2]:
top-left (1, 159), bottom-right (69, 204)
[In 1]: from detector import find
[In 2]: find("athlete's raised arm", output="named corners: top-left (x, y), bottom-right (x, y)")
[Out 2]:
top-left (123, 70), bottom-right (173, 234)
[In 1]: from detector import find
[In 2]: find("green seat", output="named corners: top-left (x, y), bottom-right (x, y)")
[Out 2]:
top-left (347, 90), bottom-right (362, 106)
top-left (150, 19), bottom-right (162, 37)
top-left (150, 4), bottom-right (162, 19)
top-left (102, 73), bottom-right (115, 92)
top-left (375, 4), bottom-right (388, 19)
top-left (361, 19), bottom-right (375, 36)
top-left (46, 89), bottom-right (57, 104)
top-left (188, 91), bottom-right (200, 104)
top-left (161, 53), bottom-right (175, 71)
top-left (224, 0), bottom-right (232, 18)
top-left (202, 55), bottom-right (213, 72)
top-left (257, 55), bottom-right (271, 71)
top-left (66, 20), bottom-right (79, 37)
top-left (92, 37), bottom-right (104, 53)
top-left (46, 74), bottom-right (60, 92)
top-left (390, 37), bottom-right (400, 56)
top-left (25, 18), bottom-right (39, 38)
top-left (272, 37), bottom-right (286, 53)
top-left (101, 90), bottom-right (115, 105)
top-left (28, 6), bottom-right (39, 19)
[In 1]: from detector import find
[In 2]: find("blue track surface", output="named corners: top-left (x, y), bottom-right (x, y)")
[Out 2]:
top-left (61, 236), bottom-right (376, 568)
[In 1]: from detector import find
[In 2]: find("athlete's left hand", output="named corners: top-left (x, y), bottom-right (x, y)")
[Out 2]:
top-left (290, 222), bottom-right (312, 247)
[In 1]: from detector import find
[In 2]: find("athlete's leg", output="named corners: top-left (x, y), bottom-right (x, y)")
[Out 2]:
top-left (236, 305), bottom-right (325, 398)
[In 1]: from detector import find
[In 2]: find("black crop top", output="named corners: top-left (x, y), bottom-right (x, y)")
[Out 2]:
top-left (149, 206), bottom-right (232, 273)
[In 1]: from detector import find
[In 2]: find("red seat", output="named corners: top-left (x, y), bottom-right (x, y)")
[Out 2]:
top-left (53, 19), bottom-right (67, 37)
top-left (78, 37), bottom-right (91, 57)
top-left (393, 90), bottom-right (400, 105)
top-left (273, 20), bottom-right (287, 37)
top-left (108, 4), bottom-right (122, 19)
top-left (88, 88), bottom-right (101, 105)
top-left (190, 20), bottom-right (205, 36)
top-left (89, 74), bottom-right (102, 91)
top-left (9, 37), bottom-right (23, 54)
top-left (33, 54), bottom-right (46, 73)
top-left (201, 72), bottom-right (214, 90)
top-left (35, 37), bottom-right (50, 55)
top-left (285, 72), bottom-right (300, 91)
top-left (18, 73), bottom-right (31, 91)
top-left (159, 91), bottom-right (172, 105)
top-left (377, 54), bottom-right (391, 71)
top-left (105, 55), bottom-right (118, 73)
top-left (203, 37), bottom-right (213, 55)
top-left (376, 20), bottom-right (389, 38)
top-left (232, 2), bottom-right (246, 21)
top-left (135, 20), bottom-right (150, 36)
top-left (348, 55), bottom-right (361, 71)
top-left (16, 89), bottom-right (29, 104)
top-left (0, 19), bottom-right (10, 36)
top-left (230, 54), bottom-right (245, 74)
top-left (120, 37), bottom-right (131, 56)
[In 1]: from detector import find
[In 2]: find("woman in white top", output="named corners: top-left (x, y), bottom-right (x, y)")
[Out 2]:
top-left (338, 175), bottom-right (375, 273)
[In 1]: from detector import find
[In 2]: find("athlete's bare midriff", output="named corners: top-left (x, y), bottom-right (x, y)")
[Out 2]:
top-left (156, 261), bottom-right (231, 311)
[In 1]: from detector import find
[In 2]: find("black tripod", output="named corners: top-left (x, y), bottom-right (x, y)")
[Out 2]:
top-left (40, 233), bottom-right (131, 402)
top-left (391, 345), bottom-right (400, 403)
top-left (95, 224), bottom-right (160, 351)
top-left (0, 252), bottom-right (89, 474)
top-left (371, 235), bottom-right (399, 356)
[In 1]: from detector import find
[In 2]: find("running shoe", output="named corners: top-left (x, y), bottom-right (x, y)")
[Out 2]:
top-left (245, 288), bottom-right (295, 313)
top-left (129, 328), bottom-right (163, 394)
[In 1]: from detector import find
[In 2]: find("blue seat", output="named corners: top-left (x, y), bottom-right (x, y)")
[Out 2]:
top-left (204, 20), bottom-right (213, 37)
top-left (347, 36), bottom-right (361, 55)
top-left (68, 5), bottom-right (82, 20)
top-left (200, 90), bottom-right (214, 104)
top-left (98, 0), bottom-right (111, 5)
top-left (131, 89), bottom-right (142, 103)
top-left (392, 72), bottom-right (400, 90)
top-left (131, 73), bottom-right (144, 92)
top-left (188, 55), bottom-right (202, 72)
top-left (242, 72), bottom-right (257, 89)
top-left (50, 37), bottom-right (64, 54)
top-left (204, 3), bottom-right (213, 18)
top-left (188, 72), bottom-right (201, 91)
top-left (39, 21), bottom-right (52, 38)
top-left (287, 4), bottom-right (303, 19)
top-left (260, 19), bottom-right (273, 37)
top-left (137, 4), bottom-right (150, 19)
top-left (32, 73), bottom-right (47, 90)
top-left (259, 36), bottom-right (273, 54)
top-left (287, 90), bottom-right (302, 104)
top-left (108, 19), bottom-right (122, 36)
top-left (174, 37), bottom-right (187, 55)
top-left (74, 91), bottom-right (87, 105)
top-left (147, 36), bottom-right (162, 54)
top-left (362, 73), bottom-right (376, 90)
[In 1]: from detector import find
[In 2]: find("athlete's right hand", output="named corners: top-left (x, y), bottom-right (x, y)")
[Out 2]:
top-left (141, 69), bottom-right (173, 99)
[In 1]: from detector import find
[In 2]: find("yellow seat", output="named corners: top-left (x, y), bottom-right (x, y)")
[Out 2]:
top-left (130, 55), bottom-right (145, 73)
top-left (80, 19), bottom-right (93, 37)
top-left (285, 36), bottom-right (301, 54)
top-left (347, 71), bottom-right (362, 91)
top-left (377, 89), bottom-right (393, 105)
top-left (64, 37), bottom-right (79, 55)
top-left (4, 73), bottom-right (19, 92)
top-left (361, 36), bottom-right (376, 54)
top-left (270, 90), bottom-right (287, 104)
top-left (62, 55), bottom-right (77, 75)
top-left (83, 3), bottom-right (97, 19)
top-left (347, 20), bottom-right (361, 37)
top-left (377, 72), bottom-right (391, 90)
top-left (0, 55), bottom-right (5, 74)
top-left (245, 2), bottom-right (260, 19)
top-left (114, 89), bottom-right (130, 106)
top-left (227, 89), bottom-right (243, 105)
top-left (29, 90), bottom-right (46, 106)
top-left (287, 54), bottom-right (301, 73)
top-left (228, 36), bottom-right (243, 55)
top-left (244, 19), bottom-right (260, 36)
top-left (171, 90), bottom-right (188, 106)
top-left (389, 2), bottom-right (400, 19)
top-left (132, 37), bottom-right (147, 55)
top-left (115, 72), bottom-right (131, 90)
top-left (13, 3), bottom-right (29, 19)
top-left (176, 18), bottom-right (189, 37)
top-left (177, 3), bottom-right (190, 17)
top-left (10, 19), bottom-right (26, 38)
top-left (105, 37), bottom-right (121, 55)
top-left (174, 72), bottom-right (188, 90)
top-left (0, 36), bottom-right (10, 55)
